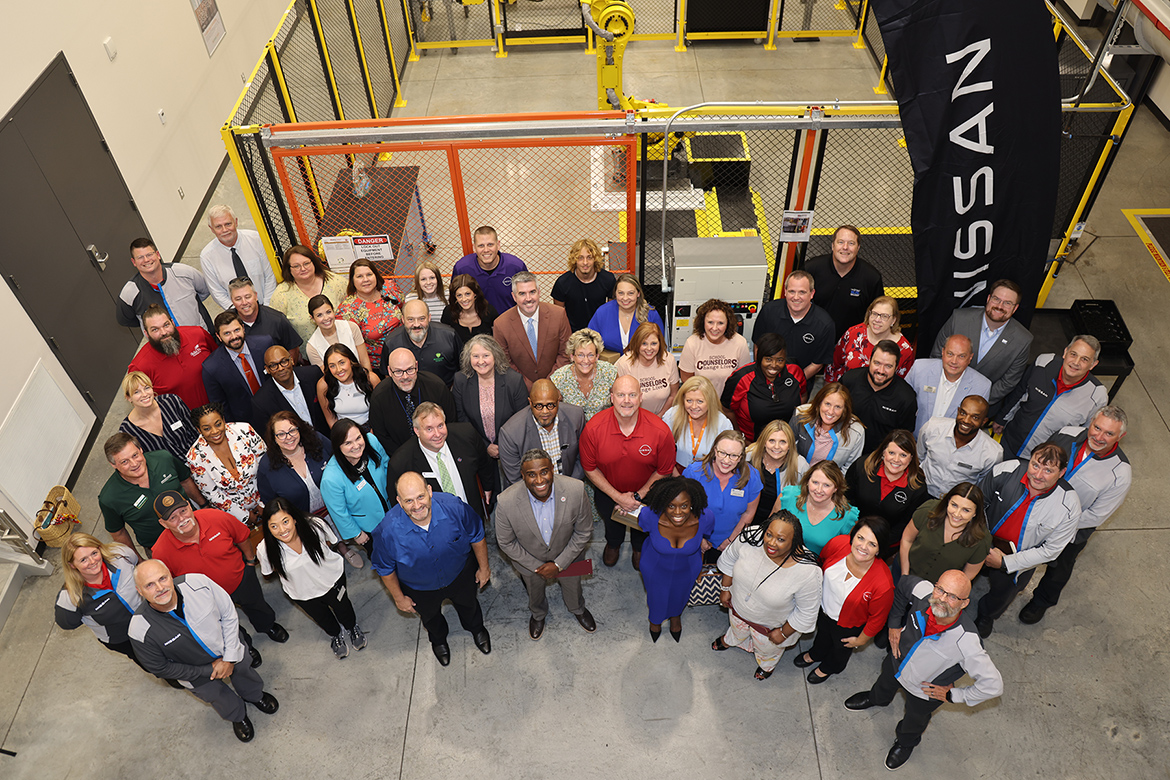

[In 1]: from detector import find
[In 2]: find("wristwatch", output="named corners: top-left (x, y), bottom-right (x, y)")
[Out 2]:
top-left (633, 492), bottom-right (644, 503)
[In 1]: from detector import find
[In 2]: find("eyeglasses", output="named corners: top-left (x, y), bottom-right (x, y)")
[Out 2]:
top-left (932, 583), bottom-right (964, 603)
top-left (573, 351), bottom-right (597, 361)
top-left (869, 311), bottom-right (894, 321)
top-left (273, 429), bottom-right (298, 440)
top-left (532, 402), bottom-right (558, 411)
top-left (714, 450), bottom-right (742, 461)
top-left (389, 365), bottom-right (418, 378)
top-left (988, 294), bottom-right (1018, 308)
top-left (265, 358), bottom-right (292, 370)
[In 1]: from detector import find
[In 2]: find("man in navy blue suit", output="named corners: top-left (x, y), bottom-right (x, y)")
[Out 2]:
top-left (202, 310), bottom-right (274, 426)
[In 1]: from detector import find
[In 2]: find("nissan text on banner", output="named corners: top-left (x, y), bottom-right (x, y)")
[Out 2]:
top-left (869, 0), bottom-right (1061, 350)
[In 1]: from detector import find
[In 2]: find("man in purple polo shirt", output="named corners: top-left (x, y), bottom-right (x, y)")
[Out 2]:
top-left (452, 226), bottom-right (529, 314)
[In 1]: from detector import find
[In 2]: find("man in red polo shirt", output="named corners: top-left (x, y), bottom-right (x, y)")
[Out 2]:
top-left (580, 375), bottom-right (676, 571)
top-left (150, 491), bottom-right (289, 654)
top-left (127, 304), bottom-right (218, 409)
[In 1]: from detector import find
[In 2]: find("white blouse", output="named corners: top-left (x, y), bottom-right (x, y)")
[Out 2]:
top-left (661, 407), bottom-right (734, 469)
top-left (257, 520), bottom-right (343, 602)
top-left (820, 556), bottom-right (863, 622)
top-left (718, 536), bottom-right (823, 633)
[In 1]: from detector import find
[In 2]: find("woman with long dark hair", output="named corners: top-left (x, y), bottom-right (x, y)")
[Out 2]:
top-left (270, 244), bottom-right (348, 342)
top-left (899, 481), bottom-right (991, 583)
top-left (712, 510), bottom-right (823, 680)
top-left (336, 258), bottom-right (403, 369)
top-left (320, 418), bottom-right (391, 557)
top-left (315, 343), bottom-right (380, 429)
top-left (258, 498), bottom-right (366, 660)
top-left (441, 273), bottom-right (498, 347)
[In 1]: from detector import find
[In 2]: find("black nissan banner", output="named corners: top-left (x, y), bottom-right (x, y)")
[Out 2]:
top-left (869, 0), bottom-right (1061, 350)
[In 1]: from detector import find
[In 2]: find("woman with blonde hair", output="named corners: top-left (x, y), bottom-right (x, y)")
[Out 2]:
top-left (587, 273), bottom-right (665, 354)
top-left (825, 295), bottom-right (915, 382)
top-left (747, 420), bottom-right (809, 526)
top-left (404, 260), bottom-right (447, 322)
top-left (552, 238), bottom-right (617, 331)
top-left (118, 371), bottom-right (198, 462)
top-left (778, 460), bottom-right (859, 555)
top-left (662, 376), bottom-right (734, 471)
top-left (683, 430), bottom-right (762, 562)
top-left (615, 322), bottom-right (680, 417)
top-left (550, 328), bottom-right (618, 421)
top-left (792, 381), bottom-right (866, 472)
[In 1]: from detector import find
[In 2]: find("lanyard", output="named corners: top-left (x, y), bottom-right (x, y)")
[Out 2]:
top-left (689, 417), bottom-right (708, 462)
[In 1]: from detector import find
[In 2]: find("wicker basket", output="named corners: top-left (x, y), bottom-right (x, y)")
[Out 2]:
top-left (34, 486), bottom-right (81, 548)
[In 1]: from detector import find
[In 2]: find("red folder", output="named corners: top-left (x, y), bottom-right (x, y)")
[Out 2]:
top-left (557, 559), bottom-right (594, 578)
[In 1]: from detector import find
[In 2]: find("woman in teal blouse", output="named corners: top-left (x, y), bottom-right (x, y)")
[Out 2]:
top-left (779, 460), bottom-right (859, 555)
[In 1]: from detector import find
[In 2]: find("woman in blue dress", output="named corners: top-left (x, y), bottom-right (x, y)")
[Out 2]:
top-left (683, 430), bottom-right (763, 564)
top-left (637, 476), bottom-right (713, 643)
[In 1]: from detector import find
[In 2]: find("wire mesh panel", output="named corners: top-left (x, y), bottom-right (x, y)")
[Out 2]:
top-left (316, 0), bottom-right (376, 119)
top-left (457, 140), bottom-right (636, 295)
top-left (778, 0), bottom-right (858, 33)
top-left (500, 0), bottom-right (585, 37)
top-left (280, 0), bottom-right (342, 122)
top-left (407, 0), bottom-right (495, 44)
top-left (353, 0), bottom-right (398, 115)
top-left (383, 0), bottom-right (412, 85)
top-left (628, 0), bottom-right (677, 36)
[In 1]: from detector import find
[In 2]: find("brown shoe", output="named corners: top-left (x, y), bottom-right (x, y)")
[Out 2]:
top-left (602, 545), bottom-right (619, 567)
top-left (631, 550), bottom-right (642, 571)
top-left (528, 616), bottom-right (545, 641)
top-left (575, 608), bottom-right (597, 633)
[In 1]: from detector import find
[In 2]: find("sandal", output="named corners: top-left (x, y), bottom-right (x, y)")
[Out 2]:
top-left (711, 636), bottom-right (731, 651)
top-left (754, 666), bottom-right (774, 681)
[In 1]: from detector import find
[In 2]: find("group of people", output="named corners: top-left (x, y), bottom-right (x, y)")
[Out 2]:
top-left (58, 219), bottom-right (1129, 768)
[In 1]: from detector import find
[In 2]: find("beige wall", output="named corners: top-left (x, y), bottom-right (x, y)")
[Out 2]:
top-left (0, 0), bottom-right (289, 531)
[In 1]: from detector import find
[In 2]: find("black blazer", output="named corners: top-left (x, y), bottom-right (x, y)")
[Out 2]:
top-left (201, 333), bottom-right (275, 424)
top-left (452, 369), bottom-right (530, 448)
top-left (251, 366), bottom-right (330, 436)
top-left (256, 432), bottom-right (333, 513)
top-left (387, 421), bottom-right (493, 519)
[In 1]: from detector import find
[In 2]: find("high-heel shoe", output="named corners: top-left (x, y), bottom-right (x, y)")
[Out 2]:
top-left (649, 625), bottom-right (661, 643)
top-left (669, 618), bottom-right (682, 642)
top-left (754, 666), bottom-right (774, 681)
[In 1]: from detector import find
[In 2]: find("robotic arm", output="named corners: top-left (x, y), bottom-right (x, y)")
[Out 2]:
top-left (581, 1), bottom-right (636, 109)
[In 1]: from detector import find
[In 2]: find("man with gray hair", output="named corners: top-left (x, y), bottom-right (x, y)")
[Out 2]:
top-left (228, 277), bottom-right (302, 363)
top-left (994, 335), bottom-right (1109, 458)
top-left (492, 271), bottom-right (572, 388)
top-left (1018, 405), bottom-right (1132, 625)
top-left (381, 299), bottom-right (461, 385)
top-left (200, 204), bottom-right (277, 308)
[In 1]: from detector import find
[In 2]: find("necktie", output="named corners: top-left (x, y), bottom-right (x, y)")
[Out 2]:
top-left (435, 452), bottom-right (456, 495)
top-left (526, 317), bottom-right (538, 358)
top-left (239, 352), bottom-right (261, 394)
top-left (230, 247), bottom-right (248, 280)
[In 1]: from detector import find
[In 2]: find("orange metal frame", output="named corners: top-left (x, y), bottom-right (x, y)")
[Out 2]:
top-left (269, 133), bottom-right (638, 279)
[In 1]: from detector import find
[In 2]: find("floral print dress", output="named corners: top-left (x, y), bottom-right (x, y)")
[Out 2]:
top-left (825, 324), bottom-right (915, 382)
top-left (186, 423), bottom-right (267, 524)
top-left (337, 285), bottom-right (403, 369)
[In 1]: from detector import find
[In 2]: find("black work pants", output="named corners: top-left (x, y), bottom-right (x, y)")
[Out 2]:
top-left (975, 565), bottom-right (1035, 623)
top-left (594, 488), bottom-right (647, 552)
top-left (1030, 527), bottom-right (1094, 608)
top-left (230, 564), bottom-right (278, 633)
top-left (807, 609), bottom-right (864, 675)
top-left (293, 574), bottom-right (357, 637)
top-left (400, 553), bottom-right (485, 645)
top-left (869, 651), bottom-right (945, 748)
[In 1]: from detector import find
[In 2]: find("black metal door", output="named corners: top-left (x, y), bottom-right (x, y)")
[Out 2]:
top-left (0, 54), bottom-right (147, 417)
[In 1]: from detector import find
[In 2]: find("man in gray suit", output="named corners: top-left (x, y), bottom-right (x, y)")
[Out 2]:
top-left (497, 379), bottom-right (585, 488)
top-left (495, 448), bottom-right (596, 640)
top-left (905, 335), bottom-right (992, 435)
top-left (930, 279), bottom-right (1032, 410)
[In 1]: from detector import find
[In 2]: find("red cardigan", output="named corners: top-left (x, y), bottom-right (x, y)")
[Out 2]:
top-left (820, 534), bottom-right (894, 637)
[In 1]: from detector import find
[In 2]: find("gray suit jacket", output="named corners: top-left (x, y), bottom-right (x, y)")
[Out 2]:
top-left (905, 359), bottom-right (992, 435)
top-left (495, 475), bottom-right (593, 573)
top-left (497, 403), bottom-right (586, 488)
top-left (930, 308), bottom-right (1032, 405)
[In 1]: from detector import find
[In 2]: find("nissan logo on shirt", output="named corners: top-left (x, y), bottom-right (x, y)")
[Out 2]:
top-left (893, 490), bottom-right (908, 504)
top-left (784, 377), bottom-right (795, 387)
top-left (638, 445), bottom-right (653, 456)
top-left (803, 333), bottom-right (815, 343)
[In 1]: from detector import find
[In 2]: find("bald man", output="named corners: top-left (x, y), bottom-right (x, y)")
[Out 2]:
top-left (844, 569), bottom-right (1003, 770)
top-left (368, 347), bottom-right (457, 455)
top-left (372, 472), bottom-right (491, 667)
top-left (380, 299), bottom-right (460, 385)
top-left (251, 344), bottom-right (328, 434)
top-left (905, 334), bottom-right (992, 435)
top-left (497, 378), bottom-right (586, 487)
top-left (579, 375), bottom-right (677, 570)
top-left (129, 560), bottom-right (278, 742)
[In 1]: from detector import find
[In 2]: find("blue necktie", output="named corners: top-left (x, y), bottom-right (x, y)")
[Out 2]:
top-left (526, 317), bottom-right (538, 358)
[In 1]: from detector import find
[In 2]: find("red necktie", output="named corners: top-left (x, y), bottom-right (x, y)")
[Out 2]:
top-left (239, 353), bottom-right (260, 394)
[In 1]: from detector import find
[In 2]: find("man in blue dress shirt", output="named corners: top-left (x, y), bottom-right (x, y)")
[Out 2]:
top-left (372, 472), bottom-right (492, 667)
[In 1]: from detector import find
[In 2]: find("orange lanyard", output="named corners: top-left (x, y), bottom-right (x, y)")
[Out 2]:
top-left (689, 417), bottom-right (708, 461)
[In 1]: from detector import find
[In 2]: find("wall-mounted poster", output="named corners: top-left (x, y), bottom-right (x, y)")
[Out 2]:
top-left (192, 0), bottom-right (226, 56)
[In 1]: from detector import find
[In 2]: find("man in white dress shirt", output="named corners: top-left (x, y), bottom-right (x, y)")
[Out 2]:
top-left (200, 205), bottom-right (277, 309)
top-left (917, 396), bottom-right (1003, 497)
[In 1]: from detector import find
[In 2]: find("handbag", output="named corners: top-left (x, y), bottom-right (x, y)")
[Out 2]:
top-left (688, 564), bottom-right (724, 607)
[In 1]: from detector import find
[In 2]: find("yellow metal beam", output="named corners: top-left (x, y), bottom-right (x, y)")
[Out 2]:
top-left (221, 125), bottom-right (284, 281)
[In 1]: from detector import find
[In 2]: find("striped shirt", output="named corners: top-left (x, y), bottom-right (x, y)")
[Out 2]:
top-left (119, 394), bottom-right (200, 464)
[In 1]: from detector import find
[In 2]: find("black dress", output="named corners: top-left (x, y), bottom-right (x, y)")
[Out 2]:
top-left (845, 460), bottom-right (929, 554)
top-left (441, 302), bottom-right (499, 349)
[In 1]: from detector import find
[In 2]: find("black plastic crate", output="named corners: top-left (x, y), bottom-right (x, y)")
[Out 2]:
top-left (1070, 299), bottom-right (1132, 354)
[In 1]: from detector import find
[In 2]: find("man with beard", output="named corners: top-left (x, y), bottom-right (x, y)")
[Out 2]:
top-left (381, 299), bottom-right (460, 385)
top-left (251, 345), bottom-right (329, 435)
top-left (492, 272), bottom-right (572, 388)
top-left (369, 348), bottom-right (457, 456)
top-left (116, 237), bottom-right (213, 332)
top-left (917, 395), bottom-right (1003, 497)
top-left (844, 569), bottom-right (1003, 770)
top-left (840, 340), bottom-right (918, 455)
top-left (802, 225), bottom-right (885, 340)
top-left (128, 304), bottom-right (218, 409)
top-left (497, 379), bottom-right (585, 488)
top-left (227, 277), bottom-right (301, 363)
top-left (201, 310), bottom-right (274, 425)
top-left (930, 279), bottom-right (1033, 410)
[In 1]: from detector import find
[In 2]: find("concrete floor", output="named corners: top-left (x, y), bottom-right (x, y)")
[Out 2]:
top-left (3, 33), bottom-right (1170, 780)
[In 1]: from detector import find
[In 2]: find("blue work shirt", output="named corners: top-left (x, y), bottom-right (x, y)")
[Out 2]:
top-left (370, 492), bottom-right (485, 591)
top-left (683, 461), bottom-right (764, 547)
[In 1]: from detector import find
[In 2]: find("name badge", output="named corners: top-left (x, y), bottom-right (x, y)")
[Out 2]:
top-left (133, 495), bottom-right (146, 508)
top-left (924, 385), bottom-right (937, 393)
top-left (730, 488), bottom-right (745, 497)
top-left (356, 481), bottom-right (366, 491)
top-left (170, 420), bottom-right (185, 431)
top-left (422, 471), bottom-right (438, 479)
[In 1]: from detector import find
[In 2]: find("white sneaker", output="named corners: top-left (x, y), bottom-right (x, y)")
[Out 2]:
top-left (331, 634), bottom-right (349, 659)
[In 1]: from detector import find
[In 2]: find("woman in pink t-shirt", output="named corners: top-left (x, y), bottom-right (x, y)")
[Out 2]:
top-left (615, 322), bottom-right (680, 416)
top-left (678, 299), bottom-right (752, 397)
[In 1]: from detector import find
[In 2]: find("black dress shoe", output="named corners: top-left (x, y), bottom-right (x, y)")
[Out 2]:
top-left (249, 646), bottom-right (263, 669)
top-left (251, 692), bottom-right (279, 714)
top-left (575, 608), bottom-right (597, 633)
top-left (975, 614), bottom-right (995, 638)
top-left (885, 741), bottom-right (915, 770)
top-left (670, 628), bottom-right (681, 642)
top-left (473, 629), bottom-right (491, 655)
top-left (1018, 598), bottom-right (1049, 625)
top-left (264, 623), bottom-right (289, 643)
top-left (528, 617), bottom-right (546, 641)
top-left (432, 642), bottom-right (451, 666)
top-left (602, 545), bottom-right (619, 567)
top-left (649, 626), bottom-right (661, 643)
top-left (233, 715), bottom-right (254, 742)
top-left (844, 691), bottom-right (880, 711)
top-left (793, 652), bottom-right (815, 668)
top-left (807, 667), bottom-right (831, 685)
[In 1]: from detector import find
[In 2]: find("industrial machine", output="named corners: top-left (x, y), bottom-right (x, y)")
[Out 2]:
top-left (669, 236), bottom-right (769, 351)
